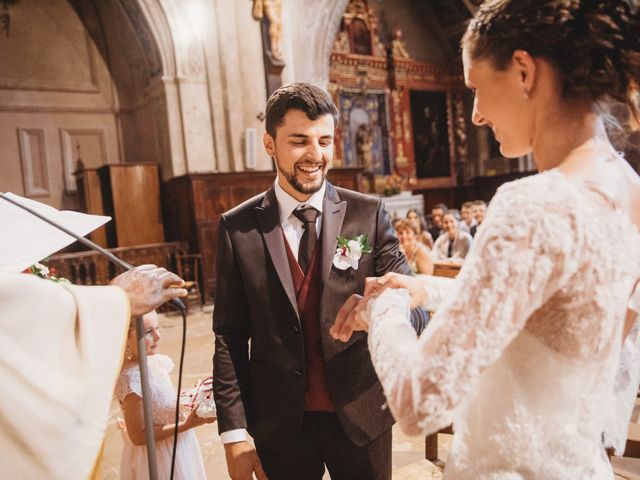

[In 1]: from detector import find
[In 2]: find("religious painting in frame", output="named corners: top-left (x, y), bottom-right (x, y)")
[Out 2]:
top-left (337, 90), bottom-right (391, 175)
top-left (409, 90), bottom-right (452, 179)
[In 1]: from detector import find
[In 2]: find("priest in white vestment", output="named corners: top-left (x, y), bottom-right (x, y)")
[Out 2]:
top-left (0, 266), bottom-right (186, 480)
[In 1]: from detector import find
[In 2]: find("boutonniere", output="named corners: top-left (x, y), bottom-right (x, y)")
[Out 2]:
top-left (333, 234), bottom-right (372, 271)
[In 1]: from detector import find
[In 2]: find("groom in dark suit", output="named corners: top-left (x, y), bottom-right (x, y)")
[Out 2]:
top-left (213, 83), bottom-right (427, 480)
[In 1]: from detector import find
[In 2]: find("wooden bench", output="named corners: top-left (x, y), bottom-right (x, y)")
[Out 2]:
top-left (432, 261), bottom-right (461, 278)
top-left (624, 422), bottom-right (640, 459)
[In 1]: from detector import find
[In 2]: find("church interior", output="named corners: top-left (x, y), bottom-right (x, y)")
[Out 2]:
top-left (2, 0), bottom-right (640, 478)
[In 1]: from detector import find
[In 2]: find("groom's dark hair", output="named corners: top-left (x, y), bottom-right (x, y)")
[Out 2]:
top-left (265, 82), bottom-right (339, 138)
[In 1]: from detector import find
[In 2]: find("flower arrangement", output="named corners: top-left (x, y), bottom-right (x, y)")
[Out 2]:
top-left (26, 262), bottom-right (70, 283)
top-left (381, 174), bottom-right (403, 197)
top-left (333, 234), bottom-right (372, 271)
top-left (378, 173), bottom-right (417, 197)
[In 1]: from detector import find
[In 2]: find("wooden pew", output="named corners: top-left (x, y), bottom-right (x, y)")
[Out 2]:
top-left (624, 422), bottom-right (640, 459)
top-left (432, 261), bottom-right (461, 278)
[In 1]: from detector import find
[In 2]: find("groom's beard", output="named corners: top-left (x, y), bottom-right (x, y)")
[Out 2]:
top-left (275, 158), bottom-right (328, 195)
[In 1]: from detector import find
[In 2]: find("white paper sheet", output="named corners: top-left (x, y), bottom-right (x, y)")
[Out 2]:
top-left (0, 192), bottom-right (111, 273)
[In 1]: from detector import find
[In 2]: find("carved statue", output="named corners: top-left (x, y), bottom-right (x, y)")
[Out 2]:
top-left (355, 124), bottom-right (374, 170)
top-left (251, 0), bottom-right (263, 19)
top-left (333, 30), bottom-right (350, 53)
top-left (373, 36), bottom-right (387, 57)
top-left (395, 142), bottom-right (408, 166)
top-left (391, 29), bottom-right (410, 59)
top-left (253, 0), bottom-right (284, 61)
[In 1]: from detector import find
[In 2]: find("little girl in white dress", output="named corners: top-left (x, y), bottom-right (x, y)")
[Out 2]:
top-left (115, 310), bottom-right (214, 479)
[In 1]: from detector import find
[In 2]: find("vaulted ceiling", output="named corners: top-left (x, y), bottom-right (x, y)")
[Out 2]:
top-left (418, 0), bottom-right (482, 55)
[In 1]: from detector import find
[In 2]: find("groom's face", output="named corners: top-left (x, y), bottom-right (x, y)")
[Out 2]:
top-left (263, 109), bottom-right (334, 201)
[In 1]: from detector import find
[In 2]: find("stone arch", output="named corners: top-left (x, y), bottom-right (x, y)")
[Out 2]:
top-left (68, 0), bottom-right (186, 178)
top-left (316, 0), bottom-right (351, 85)
top-left (287, 0), bottom-right (349, 86)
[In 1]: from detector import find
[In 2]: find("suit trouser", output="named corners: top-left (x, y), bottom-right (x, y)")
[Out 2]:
top-left (255, 412), bottom-right (392, 480)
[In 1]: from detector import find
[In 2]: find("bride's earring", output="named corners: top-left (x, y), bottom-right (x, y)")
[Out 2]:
top-left (522, 89), bottom-right (530, 99)
top-left (125, 346), bottom-right (133, 360)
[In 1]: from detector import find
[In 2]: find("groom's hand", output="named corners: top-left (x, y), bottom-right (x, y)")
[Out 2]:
top-left (365, 272), bottom-right (427, 309)
top-left (330, 293), bottom-right (369, 342)
top-left (224, 440), bottom-right (268, 480)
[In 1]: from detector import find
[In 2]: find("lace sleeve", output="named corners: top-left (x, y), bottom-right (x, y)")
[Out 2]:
top-left (367, 177), bottom-right (584, 436)
top-left (414, 274), bottom-right (456, 311)
top-left (115, 365), bottom-right (142, 402)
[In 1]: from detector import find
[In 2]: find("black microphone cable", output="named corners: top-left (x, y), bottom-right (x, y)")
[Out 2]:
top-left (169, 301), bottom-right (187, 480)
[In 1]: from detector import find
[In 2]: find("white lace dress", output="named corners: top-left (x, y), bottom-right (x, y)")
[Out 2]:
top-left (367, 170), bottom-right (640, 479)
top-left (115, 354), bottom-right (207, 480)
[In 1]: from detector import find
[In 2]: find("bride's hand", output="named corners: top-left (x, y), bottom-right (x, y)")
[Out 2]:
top-left (364, 272), bottom-right (427, 309)
top-left (330, 294), bottom-right (369, 342)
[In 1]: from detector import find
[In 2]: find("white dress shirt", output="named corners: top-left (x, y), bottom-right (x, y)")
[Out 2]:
top-left (274, 179), bottom-right (325, 260)
top-left (220, 179), bottom-right (326, 444)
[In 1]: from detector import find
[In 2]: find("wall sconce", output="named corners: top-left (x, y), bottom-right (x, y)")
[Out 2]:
top-left (1, 0), bottom-right (19, 38)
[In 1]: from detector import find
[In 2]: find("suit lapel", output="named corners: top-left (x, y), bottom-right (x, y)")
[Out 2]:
top-left (321, 183), bottom-right (347, 286)
top-left (255, 187), bottom-right (299, 317)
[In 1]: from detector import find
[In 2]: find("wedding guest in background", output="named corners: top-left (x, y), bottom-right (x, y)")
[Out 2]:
top-left (428, 203), bottom-right (447, 241)
top-left (470, 200), bottom-right (487, 237)
top-left (406, 208), bottom-right (434, 248)
top-left (459, 201), bottom-right (477, 234)
top-left (395, 219), bottom-right (433, 275)
top-left (432, 210), bottom-right (472, 263)
top-left (117, 309), bottom-right (214, 480)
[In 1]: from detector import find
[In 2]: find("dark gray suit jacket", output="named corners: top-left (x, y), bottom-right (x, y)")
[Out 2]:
top-left (213, 182), bottom-right (424, 446)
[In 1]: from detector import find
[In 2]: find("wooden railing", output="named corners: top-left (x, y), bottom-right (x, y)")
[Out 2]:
top-left (48, 241), bottom-right (188, 286)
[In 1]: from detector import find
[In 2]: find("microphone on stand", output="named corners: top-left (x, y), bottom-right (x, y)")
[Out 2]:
top-left (0, 192), bottom-right (187, 480)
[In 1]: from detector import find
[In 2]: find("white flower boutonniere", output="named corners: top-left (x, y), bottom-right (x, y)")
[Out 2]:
top-left (333, 234), bottom-right (372, 271)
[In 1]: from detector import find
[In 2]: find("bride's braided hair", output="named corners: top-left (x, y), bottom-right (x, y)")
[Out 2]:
top-left (462, 0), bottom-right (640, 129)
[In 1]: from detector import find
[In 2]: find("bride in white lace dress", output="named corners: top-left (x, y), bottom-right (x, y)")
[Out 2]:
top-left (331, 1), bottom-right (640, 478)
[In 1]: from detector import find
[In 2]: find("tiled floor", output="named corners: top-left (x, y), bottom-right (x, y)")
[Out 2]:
top-left (100, 307), bottom-right (640, 479)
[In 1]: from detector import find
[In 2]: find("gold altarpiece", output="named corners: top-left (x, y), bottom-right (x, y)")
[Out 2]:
top-left (328, 0), bottom-right (467, 190)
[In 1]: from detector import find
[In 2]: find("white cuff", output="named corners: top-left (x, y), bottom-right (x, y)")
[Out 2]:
top-left (221, 428), bottom-right (248, 444)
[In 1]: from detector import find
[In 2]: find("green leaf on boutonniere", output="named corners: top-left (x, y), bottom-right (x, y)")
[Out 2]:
top-left (336, 235), bottom-right (350, 248)
top-left (355, 234), bottom-right (372, 253)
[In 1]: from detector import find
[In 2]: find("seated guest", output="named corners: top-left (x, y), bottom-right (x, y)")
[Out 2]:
top-left (460, 201), bottom-right (477, 234)
top-left (406, 208), bottom-right (434, 248)
top-left (432, 210), bottom-right (473, 263)
top-left (428, 203), bottom-right (447, 241)
top-left (395, 219), bottom-right (433, 275)
top-left (470, 200), bottom-right (487, 237)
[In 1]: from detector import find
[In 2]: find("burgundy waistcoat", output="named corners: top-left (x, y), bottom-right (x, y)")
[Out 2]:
top-left (283, 235), bottom-right (334, 411)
